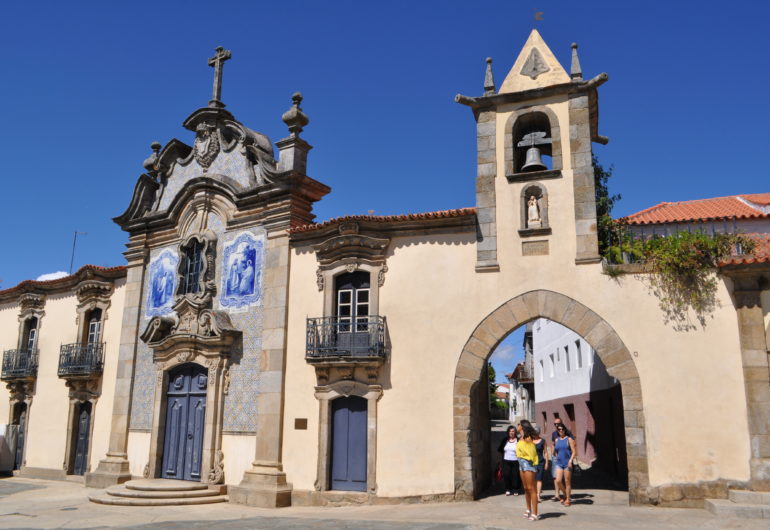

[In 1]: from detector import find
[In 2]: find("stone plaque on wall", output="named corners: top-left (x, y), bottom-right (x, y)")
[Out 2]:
top-left (522, 240), bottom-right (549, 256)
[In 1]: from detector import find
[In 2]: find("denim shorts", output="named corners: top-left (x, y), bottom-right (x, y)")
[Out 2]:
top-left (518, 458), bottom-right (537, 472)
top-left (535, 462), bottom-right (545, 481)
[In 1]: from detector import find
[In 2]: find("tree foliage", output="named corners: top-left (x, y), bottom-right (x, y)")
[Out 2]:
top-left (594, 155), bottom-right (621, 257)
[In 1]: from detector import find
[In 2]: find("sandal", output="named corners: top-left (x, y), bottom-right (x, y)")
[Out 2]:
top-left (564, 500), bottom-right (571, 507)
top-left (522, 510), bottom-right (530, 518)
top-left (528, 514), bottom-right (540, 521)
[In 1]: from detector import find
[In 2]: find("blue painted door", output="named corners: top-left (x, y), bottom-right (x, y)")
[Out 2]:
top-left (72, 402), bottom-right (92, 476)
top-left (162, 364), bottom-right (207, 481)
top-left (330, 396), bottom-right (367, 491)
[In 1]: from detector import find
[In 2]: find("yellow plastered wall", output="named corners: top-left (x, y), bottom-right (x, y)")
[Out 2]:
top-left (0, 280), bottom-right (124, 474)
top-left (284, 226), bottom-right (751, 496)
top-left (21, 292), bottom-right (79, 470)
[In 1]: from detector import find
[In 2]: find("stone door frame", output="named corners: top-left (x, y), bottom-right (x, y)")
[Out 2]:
top-left (314, 381), bottom-right (382, 494)
top-left (146, 354), bottom-right (227, 484)
top-left (62, 381), bottom-right (99, 476)
top-left (452, 289), bottom-right (649, 503)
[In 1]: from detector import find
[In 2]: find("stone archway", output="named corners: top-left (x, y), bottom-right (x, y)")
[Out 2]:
top-left (453, 290), bottom-right (649, 504)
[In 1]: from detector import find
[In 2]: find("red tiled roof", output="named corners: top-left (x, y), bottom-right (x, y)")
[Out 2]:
top-left (0, 265), bottom-right (127, 298)
top-left (625, 194), bottom-right (770, 225)
top-left (289, 208), bottom-right (477, 234)
top-left (721, 233), bottom-right (770, 266)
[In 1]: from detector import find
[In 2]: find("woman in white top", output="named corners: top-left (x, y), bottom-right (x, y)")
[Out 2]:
top-left (497, 425), bottom-right (522, 495)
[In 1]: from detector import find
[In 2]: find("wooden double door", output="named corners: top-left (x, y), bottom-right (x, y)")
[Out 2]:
top-left (71, 402), bottom-right (92, 476)
top-left (330, 396), bottom-right (367, 491)
top-left (162, 364), bottom-right (207, 481)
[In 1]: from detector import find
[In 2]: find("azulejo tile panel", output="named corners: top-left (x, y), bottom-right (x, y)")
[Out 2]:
top-left (130, 224), bottom-right (266, 433)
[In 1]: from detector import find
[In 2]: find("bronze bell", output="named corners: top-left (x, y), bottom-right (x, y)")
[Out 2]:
top-left (521, 146), bottom-right (547, 172)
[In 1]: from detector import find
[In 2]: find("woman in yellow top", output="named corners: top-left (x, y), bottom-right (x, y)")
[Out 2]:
top-left (516, 420), bottom-right (539, 521)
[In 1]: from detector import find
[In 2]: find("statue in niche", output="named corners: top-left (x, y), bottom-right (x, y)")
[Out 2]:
top-left (527, 195), bottom-right (542, 228)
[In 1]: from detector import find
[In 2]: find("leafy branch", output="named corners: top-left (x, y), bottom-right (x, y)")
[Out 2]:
top-left (604, 230), bottom-right (755, 330)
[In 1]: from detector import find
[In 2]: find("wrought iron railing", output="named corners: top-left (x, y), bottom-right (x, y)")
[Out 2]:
top-left (58, 343), bottom-right (104, 377)
top-left (1, 349), bottom-right (39, 380)
top-left (306, 316), bottom-right (387, 360)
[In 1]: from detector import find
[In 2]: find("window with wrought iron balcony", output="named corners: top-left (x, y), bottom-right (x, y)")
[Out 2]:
top-left (58, 308), bottom-right (105, 378)
top-left (306, 272), bottom-right (388, 363)
top-left (1, 316), bottom-right (39, 381)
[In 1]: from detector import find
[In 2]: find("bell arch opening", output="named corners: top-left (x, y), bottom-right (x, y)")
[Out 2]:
top-left (453, 290), bottom-right (649, 504)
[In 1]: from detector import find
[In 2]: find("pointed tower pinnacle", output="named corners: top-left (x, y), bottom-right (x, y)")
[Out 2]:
top-left (499, 29), bottom-right (569, 94)
top-left (484, 58), bottom-right (496, 96)
top-left (570, 43), bottom-right (583, 81)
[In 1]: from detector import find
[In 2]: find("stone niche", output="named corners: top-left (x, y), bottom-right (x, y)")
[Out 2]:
top-left (519, 183), bottom-right (551, 237)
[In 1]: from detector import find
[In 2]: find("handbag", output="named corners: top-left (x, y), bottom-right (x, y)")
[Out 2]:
top-left (495, 462), bottom-right (503, 482)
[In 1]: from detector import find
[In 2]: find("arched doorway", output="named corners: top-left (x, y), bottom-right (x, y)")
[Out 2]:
top-left (453, 290), bottom-right (649, 504)
top-left (161, 363), bottom-right (207, 481)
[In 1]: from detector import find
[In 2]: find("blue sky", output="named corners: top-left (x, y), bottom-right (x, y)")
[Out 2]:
top-left (1, 0), bottom-right (768, 322)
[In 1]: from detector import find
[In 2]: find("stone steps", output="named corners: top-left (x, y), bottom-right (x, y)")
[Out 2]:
top-left (704, 489), bottom-right (770, 519)
top-left (88, 479), bottom-right (228, 507)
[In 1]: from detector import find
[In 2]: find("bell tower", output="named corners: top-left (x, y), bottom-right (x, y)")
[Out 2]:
top-left (456, 29), bottom-right (608, 271)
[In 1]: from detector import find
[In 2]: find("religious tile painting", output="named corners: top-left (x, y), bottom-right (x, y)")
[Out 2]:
top-left (146, 249), bottom-right (178, 318)
top-left (220, 230), bottom-right (265, 310)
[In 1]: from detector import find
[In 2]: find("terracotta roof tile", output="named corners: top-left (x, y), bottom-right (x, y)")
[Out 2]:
top-left (721, 233), bottom-right (770, 266)
top-left (289, 208), bottom-right (476, 234)
top-left (625, 194), bottom-right (770, 225)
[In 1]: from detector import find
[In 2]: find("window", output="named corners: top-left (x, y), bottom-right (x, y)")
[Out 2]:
top-left (549, 354), bottom-right (555, 378)
top-left (335, 271), bottom-right (370, 333)
top-left (565, 345), bottom-right (570, 372)
top-left (539, 360), bottom-right (544, 382)
top-left (86, 309), bottom-right (102, 345)
top-left (181, 239), bottom-right (204, 294)
top-left (576, 340), bottom-right (582, 368)
top-left (22, 317), bottom-right (38, 351)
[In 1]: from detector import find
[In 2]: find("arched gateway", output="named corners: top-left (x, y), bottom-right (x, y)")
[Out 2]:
top-left (453, 290), bottom-right (648, 502)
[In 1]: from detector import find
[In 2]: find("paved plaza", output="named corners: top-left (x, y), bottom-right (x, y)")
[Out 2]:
top-left (0, 477), bottom-right (764, 529)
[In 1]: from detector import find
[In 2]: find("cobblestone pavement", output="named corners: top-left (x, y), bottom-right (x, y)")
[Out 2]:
top-left (0, 477), bottom-right (764, 529)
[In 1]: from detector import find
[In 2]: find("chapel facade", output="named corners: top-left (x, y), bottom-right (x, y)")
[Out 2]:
top-left (1, 31), bottom-right (769, 508)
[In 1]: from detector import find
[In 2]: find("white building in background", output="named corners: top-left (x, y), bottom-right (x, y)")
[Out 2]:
top-left (532, 318), bottom-right (627, 478)
top-left (506, 323), bottom-right (535, 425)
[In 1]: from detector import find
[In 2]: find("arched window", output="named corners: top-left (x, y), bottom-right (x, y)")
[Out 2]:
top-left (181, 239), bottom-right (204, 295)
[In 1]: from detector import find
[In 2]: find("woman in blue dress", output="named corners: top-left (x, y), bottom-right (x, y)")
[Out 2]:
top-left (553, 423), bottom-right (577, 506)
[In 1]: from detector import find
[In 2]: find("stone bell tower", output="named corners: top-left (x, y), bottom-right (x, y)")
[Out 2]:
top-left (456, 29), bottom-right (608, 271)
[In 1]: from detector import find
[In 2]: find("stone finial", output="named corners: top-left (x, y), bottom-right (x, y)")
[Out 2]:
top-left (143, 141), bottom-right (162, 172)
top-left (484, 57), bottom-right (496, 96)
top-left (570, 43), bottom-right (583, 81)
top-left (281, 92), bottom-right (310, 137)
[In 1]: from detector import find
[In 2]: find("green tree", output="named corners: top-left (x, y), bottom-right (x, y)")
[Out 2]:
top-left (594, 155), bottom-right (621, 257)
top-left (488, 362), bottom-right (497, 401)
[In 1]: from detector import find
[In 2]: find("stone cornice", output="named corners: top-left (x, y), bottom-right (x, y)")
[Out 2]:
top-left (0, 266), bottom-right (126, 304)
top-left (290, 208), bottom-right (477, 244)
top-left (114, 172), bottom-right (330, 234)
top-left (456, 73), bottom-right (609, 145)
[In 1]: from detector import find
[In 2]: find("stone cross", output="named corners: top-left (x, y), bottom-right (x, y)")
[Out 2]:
top-left (208, 46), bottom-right (232, 108)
